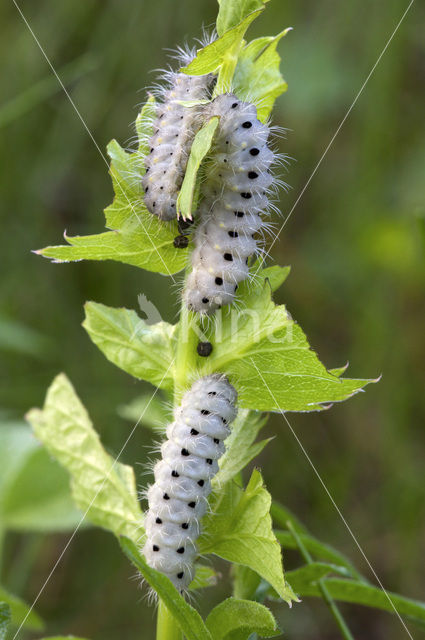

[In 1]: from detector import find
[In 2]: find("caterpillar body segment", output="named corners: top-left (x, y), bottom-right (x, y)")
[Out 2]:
top-left (142, 61), bottom-right (214, 221)
top-left (143, 374), bottom-right (237, 590)
top-left (183, 94), bottom-right (277, 314)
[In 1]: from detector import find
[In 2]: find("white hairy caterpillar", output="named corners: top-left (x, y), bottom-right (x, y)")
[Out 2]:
top-left (143, 374), bottom-right (237, 590)
top-left (184, 93), bottom-right (278, 314)
top-left (142, 49), bottom-right (214, 221)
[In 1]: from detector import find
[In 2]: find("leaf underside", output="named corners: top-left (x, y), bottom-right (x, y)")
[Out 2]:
top-left (26, 374), bottom-right (143, 543)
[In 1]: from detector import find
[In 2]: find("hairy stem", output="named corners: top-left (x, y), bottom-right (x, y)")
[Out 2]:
top-left (156, 600), bottom-right (183, 640)
top-left (287, 521), bottom-right (355, 640)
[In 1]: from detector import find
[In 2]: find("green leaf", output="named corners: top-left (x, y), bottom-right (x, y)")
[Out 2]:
top-left (2, 446), bottom-right (84, 532)
top-left (329, 363), bottom-right (349, 377)
top-left (120, 537), bottom-right (212, 640)
top-left (206, 597), bottom-right (279, 640)
top-left (275, 530), bottom-right (363, 581)
top-left (37, 100), bottom-right (187, 275)
top-left (199, 469), bottom-right (296, 605)
top-left (83, 301), bottom-right (176, 392)
top-left (216, 0), bottom-right (270, 36)
top-left (0, 317), bottom-right (50, 357)
top-left (190, 565), bottom-right (218, 591)
top-left (0, 423), bottom-right (82, 533)
top-left (185, 11), bottom-right (263, 95)
top-left (260, 265), bottom-right (291, 292)
top-left (286, 562), bottom-right (352, 591)
top-left (234, 30), bottom-right (291, 122)
top-left (26, 374), bottom-right (143, 542)
top-left (0, 603), bottom-right (9, 640)
top-left (176, 117), bottom-right (219, 220)
top-left (83, 269), bottom-right (374, 414)
top-left (270, 501), bottom-right (309, 535)
top-left (200, 280), bottom-right (376, 412)
top-left (296, 578), bottom-right (425, 628)
top-left (214, 409), bottom-right (269, 486)
top-left (0, 586), bottom-right (43, 632)
top-left (0, 421), bottom-right (39, 499)
top-left (232, 565), bottom-right (262, 601)
top-left (117, 393), bottom-right (170, 430)
top-left (38, 637), bottom-right (90, 640)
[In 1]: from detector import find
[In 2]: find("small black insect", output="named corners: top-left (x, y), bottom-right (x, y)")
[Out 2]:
top-left (197, 341), bottom-right (213, 357)
top-left (173, 234), bottom-right (189, 249)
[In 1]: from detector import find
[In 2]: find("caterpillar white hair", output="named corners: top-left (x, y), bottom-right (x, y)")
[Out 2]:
top-left (143, 374), bottom-right (237, 590)
top-left (184, 93), bottom-right (277, 314)
top-left (142, 48), bottom-right (215, 221)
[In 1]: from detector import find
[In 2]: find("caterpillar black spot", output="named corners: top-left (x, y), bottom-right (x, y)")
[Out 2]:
top-left (143, 374), bottom-right (237, 590)
top-left (142, 49), bottom-right (215, 221)
top-left (184, 93), bottom-right (277, 314)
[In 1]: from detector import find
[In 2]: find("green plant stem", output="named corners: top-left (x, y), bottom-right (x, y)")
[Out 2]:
top-left (0, 526), bottom-right (4, 579)
top-left (156, 599), bottom-right (183, 640)
top-left (174, 291), bottom-right (199, 402)
top-left (6, 533), bottom-right (44, 595)
top-left (287, 521), bottom-right (355, 640)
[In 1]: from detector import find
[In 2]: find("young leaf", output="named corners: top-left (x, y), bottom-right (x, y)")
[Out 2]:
top-left (120, 537), bottom-right (213, 640)
top-left (206, 597), bottom-right (279, 640)
top-left (234, 30), bottom-right (291, 122)
top-left (0, 586), bottom-right (43, 632)
top-left (184, 10), bottom-right (262, 94)
top-left (83, 301), bottom-right (176, 392)
top-left (26, 374), bottom-right (143, 542)
top-left (214, 409), bottom-right (269, 486)
top-left (200, 280), bottom-right (376, 412)
top-left (37, 101), bottom-right (187, 275)
top-left (176, 117), bottom-right (219, 220)
top-left (216, 0), bottom-right (271, 36)
top-left (0, 603), bottom-right (10, 640)
top-left (296, 578), bottom-right (425, 628)
top-left (199, 469), bottom-right (296, 605)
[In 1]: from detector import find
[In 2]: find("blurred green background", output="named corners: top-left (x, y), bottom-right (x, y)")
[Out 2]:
top-left (1, 0), bottom-right (424, 638)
